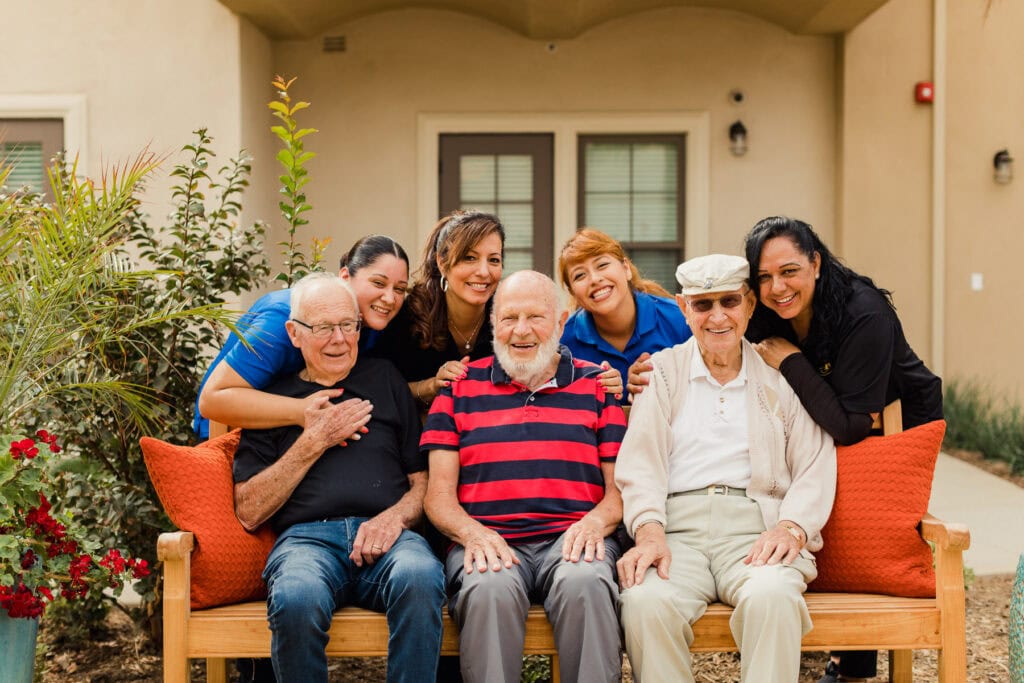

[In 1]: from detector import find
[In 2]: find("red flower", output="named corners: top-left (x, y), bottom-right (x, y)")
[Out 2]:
top-left (99, 549), bottom-right (127, 574)
top-left (128, 557), bottom-right (150, 579)
top-left (35, 429), bottom-right (61, 453)
top-left (20, 549), bottom-right (37, 570)
top-left (0, 583), bottom-right (46, 619)
top-left (9, 438), bottom-right (38, 460)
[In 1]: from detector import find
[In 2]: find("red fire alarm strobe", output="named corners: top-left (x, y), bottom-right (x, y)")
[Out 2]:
top-left (915, 81), bottom-right (934, 103)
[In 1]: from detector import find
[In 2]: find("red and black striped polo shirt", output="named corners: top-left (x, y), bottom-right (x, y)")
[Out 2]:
top-left (421, 348), bottom-right (626, 544)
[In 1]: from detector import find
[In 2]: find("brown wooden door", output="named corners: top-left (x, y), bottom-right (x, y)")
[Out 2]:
top-left (439, 133), bottom-right (554, 276)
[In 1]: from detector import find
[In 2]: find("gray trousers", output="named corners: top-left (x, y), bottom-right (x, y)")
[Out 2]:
top-left (445, 532), bottom-right (622, 683)
top-left (619, 495), bottom-right (817, 683)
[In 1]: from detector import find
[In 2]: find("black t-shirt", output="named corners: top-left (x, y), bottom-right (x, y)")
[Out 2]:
top-left (233, 357), bottom-right (424, 534)
top-left (369, 304), bottom-right (495, 382)
top-left (749, 279), bottom-right (942, 443)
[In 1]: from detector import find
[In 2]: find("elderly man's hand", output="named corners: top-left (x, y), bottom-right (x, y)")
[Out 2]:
top-left (743, 525), bottom-right (803, 567)
top-left (297, 388), bottom-right (345, 427)
top-left (302, 395), bottom-right (373, 450)
top-left (350, 511), bottom-right (404, 567)
top-left (597, 361), bottom-right (623, 401)
top-left (752, 336), bottom-right (800, 370)
top-left (562, 517), bottom-right (607, 563)
top-left (461, 527), bottom-right (520, 574)
top-left (617, 523), bottom-right (671, 589)
top-left (626, 352), bottom-right (653, 397)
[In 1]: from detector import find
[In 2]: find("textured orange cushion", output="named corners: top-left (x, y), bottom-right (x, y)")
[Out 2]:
top-left (142, 431), bottom-right (276, 609)
top-left (811, 420), bottom-right (946, 598)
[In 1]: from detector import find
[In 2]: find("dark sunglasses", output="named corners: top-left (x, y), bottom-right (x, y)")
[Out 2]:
top-left (687, 290), bottom-right (747, 313)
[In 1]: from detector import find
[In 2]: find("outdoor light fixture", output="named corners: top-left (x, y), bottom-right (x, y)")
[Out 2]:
top-left (994, 149), bottom-right (1013, 184)
top-left (729, 121), bottom-right (748, 156)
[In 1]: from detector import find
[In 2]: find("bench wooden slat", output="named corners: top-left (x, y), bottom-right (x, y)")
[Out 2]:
top-left (186, 605), bottom-right (555, 658)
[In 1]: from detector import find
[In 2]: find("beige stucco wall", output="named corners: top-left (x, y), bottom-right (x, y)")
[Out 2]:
top-left (270, 6), bottom-right (836, 269)
top-left (842, 0), bottom-right (1023, 398)
top-left (944, 0), bottom-right (1024, 399)
top-left (1, 0), bottom-right (244, 230)
top-left (238, 16), bottom-right (283, 294)
top-left (839, 0), bottom-right (935, 364)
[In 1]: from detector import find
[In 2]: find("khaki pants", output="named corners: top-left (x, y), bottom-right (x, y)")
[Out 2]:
top-left (619, 495), bottom-right (816, 683)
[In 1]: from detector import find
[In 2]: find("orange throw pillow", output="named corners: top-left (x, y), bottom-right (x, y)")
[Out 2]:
top-left (141, 430), bottom-right (276, 609)
top-left (811, 420), bottom-right (946, 598)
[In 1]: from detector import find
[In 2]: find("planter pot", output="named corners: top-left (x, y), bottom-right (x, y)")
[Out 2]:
top-left (1012, 552), bottom-right (1024, 683)
top-left (0, 611), bottom-right (39, 683)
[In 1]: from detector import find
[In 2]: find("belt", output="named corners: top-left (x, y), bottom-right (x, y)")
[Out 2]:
top-left (668, 485), bottom-right (747, 498)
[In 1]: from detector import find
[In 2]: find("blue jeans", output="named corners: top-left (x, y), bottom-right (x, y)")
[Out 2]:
top-left (263, 519), bottom-right (445, 683)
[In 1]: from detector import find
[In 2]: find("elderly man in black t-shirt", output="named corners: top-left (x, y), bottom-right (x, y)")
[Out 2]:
top-left (232, 272), bottom-right (444, 683)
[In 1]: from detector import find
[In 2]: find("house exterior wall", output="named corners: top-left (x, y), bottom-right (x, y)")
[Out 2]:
top-left (842, 0), bottom-right (1023, 398)
top-left (271, 6), bottom-right (836, 268)
top-left (944, 0), bottom-right (1024, 399)
top-left (1, 0), bottom-right (245, 221)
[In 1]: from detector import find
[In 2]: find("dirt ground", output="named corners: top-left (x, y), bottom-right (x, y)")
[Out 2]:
top-left (38, 448), bottom-right (1019, 682)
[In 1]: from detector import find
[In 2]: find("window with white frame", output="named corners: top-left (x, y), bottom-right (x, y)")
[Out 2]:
top-left (578, 134), bottom-right (686, 293)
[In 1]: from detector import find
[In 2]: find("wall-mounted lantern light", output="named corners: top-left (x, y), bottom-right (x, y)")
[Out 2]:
top-left (729, 121), bottom-right (748, 157)
top-left (994, 149), bottom-right (1013, 184)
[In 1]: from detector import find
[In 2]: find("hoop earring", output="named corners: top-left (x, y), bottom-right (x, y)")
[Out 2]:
top-left (440, 275), bottom-right (449, 292)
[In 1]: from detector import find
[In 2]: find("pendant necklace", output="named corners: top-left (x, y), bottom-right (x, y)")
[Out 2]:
top-left (449, 314), bottom-right (484, 351)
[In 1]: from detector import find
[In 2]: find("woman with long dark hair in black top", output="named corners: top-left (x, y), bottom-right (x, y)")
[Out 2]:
top-left (744, 216), bottom-right (942, 682)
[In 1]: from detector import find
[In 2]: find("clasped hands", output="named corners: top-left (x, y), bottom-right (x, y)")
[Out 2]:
top-left (302, 392), bottom-right (372, 448)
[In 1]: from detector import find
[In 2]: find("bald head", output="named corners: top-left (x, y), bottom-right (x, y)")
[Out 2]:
top-left (491, 270), bottom-right (567, 388)
top-left (493, 270), bottom-right (562, 317)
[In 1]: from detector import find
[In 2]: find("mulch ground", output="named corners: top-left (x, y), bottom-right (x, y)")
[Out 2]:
top-left (39, 447), bottom-right (1018, 682)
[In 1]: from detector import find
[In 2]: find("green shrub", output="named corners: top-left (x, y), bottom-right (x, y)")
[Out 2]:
top-left (944, 379), bottom-right (1024, 475)
top-left (30, 131), bottom-right (270, 642)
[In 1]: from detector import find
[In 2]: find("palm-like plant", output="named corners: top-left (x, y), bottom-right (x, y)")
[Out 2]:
top-left (0, 152), bottom-right (237, 433)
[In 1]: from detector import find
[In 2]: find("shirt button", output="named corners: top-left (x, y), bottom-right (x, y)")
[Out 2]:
top-left (529, 397), bottom-right (535, 402)
top-left (719, 396), bottom-right (725, 403)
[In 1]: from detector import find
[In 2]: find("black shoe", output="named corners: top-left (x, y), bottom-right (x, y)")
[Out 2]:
top-left (818, 660), bottom-right (840, 683)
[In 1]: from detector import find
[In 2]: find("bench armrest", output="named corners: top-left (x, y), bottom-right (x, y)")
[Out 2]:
top-left (920, 513), bottom-right (971, 552)
top-left (157, 531), bottom-right (195, 561)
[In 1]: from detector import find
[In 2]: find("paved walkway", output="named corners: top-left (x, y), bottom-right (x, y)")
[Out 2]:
top-left (929, 452), bottom-right (1024, 576)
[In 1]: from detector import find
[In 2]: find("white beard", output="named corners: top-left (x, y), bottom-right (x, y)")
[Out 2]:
top-left (493, 333), bottom-right (561, 388)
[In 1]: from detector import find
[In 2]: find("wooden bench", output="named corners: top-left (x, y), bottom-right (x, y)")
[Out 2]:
top-left (161, 406), bottom-right (970, 682)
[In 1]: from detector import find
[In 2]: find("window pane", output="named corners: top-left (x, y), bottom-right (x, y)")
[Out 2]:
top-left (584, 193), bottom-right (630, 241)
top-left (633, 193), bottom-right (677, 242)
top-left (632, 144), bottom-right (677, 192)
top-left (460, 202), bottom-right (496, 215)
top-left (628, 249), bottom-right (681, 295)
top-left (497, 155), bottom-right (532, 201)
top-left (1, 142), bottom-right (46, 194)
top-left (585, 144), bottom-right (630, 192)
top-left (460, 155), bottom-right (495, 202)
top-left (497, 203), bottom-right (533, 249)
top-left (502, 250), bottom-right (532, 276)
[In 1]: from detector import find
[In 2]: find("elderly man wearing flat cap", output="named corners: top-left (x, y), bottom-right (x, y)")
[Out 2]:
top-left (615, 254), bottom-right (836, 683)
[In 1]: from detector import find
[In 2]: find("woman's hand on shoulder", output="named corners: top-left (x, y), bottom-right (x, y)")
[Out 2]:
top-left (597, 361), bottom-right (623, 401)
top-left (752, 336), bottom-right (800, 370)
top-left (627, 352), bottom-right (653, 397)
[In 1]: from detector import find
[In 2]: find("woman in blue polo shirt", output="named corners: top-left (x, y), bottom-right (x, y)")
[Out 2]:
top-left (558, 228), bottom-right (691, 398)
top-left (194, 234), bottom-right (410, 437)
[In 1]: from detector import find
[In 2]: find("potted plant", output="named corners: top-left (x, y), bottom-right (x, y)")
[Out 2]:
top-left (1, 430), bottom-right (148, 681)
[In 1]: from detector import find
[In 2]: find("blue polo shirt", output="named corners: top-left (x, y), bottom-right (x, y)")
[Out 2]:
top-left (192, 289), bottom-right (303, 439)
top-left (560, 290), bottom-right (691, 380)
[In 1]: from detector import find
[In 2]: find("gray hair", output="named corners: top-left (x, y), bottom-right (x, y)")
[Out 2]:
top-left (289, 272), bottom-right (358, 319)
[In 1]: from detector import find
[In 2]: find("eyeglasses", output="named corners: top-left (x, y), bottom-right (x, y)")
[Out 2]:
top-left (686, 290), bottom-right (747, 313)
top-left (291, 318), bottom-right (361, 337)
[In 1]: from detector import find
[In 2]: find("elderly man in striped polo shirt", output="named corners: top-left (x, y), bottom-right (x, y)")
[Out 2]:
top-left (423, 270), bottom-right (627, 683)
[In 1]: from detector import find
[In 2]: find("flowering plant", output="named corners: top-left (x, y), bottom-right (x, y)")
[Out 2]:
top-left (0, 431), bottom-right (149, 619)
